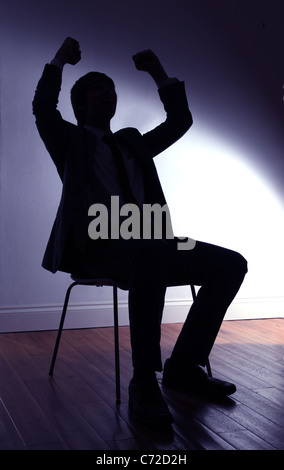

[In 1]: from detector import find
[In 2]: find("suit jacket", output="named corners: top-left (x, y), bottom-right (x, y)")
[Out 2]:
top-left (33, 64), bottom-right (192, 274)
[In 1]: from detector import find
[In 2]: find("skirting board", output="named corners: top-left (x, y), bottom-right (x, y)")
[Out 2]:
top-left (0, 297), bottom-right (283, 333)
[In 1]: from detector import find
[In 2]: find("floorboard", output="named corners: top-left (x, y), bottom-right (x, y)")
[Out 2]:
top-left (0, 318), bottom-right (283, 451)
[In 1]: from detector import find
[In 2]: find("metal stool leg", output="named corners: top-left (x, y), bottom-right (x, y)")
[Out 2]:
top-left (113, 286), bottom-right (121, 403)
top-left (190, 284), bottom-right (212, 378)
top-left (190, 284), bottom-right (197, 302)
top-left (206, 358), bottom-right (212, 377)
top-left (49, 280), bottom-right (122, 403)
top-left (49, 281), bottom-right (78, 376)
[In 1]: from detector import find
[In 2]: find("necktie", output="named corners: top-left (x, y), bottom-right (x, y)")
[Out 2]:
top-left (103, 134), bottom-right (137, 204)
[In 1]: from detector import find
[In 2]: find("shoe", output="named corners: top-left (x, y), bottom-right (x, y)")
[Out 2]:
top-left (129, 377), bottom-right (173, 428)
top-left (162, 358), bottom-right (236, 399)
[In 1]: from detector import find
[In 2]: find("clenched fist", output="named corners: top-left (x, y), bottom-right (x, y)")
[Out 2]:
top-left (54, 37), bottom-right (81, 66)
top-left (132, 49), bottom-right (168, 83)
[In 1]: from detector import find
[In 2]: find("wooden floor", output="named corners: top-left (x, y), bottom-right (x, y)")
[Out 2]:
top-left (0, 318), bottom-right (283, 451)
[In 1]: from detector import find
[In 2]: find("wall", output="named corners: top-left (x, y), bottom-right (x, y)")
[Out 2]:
top-left (0, 0), bottom-right (283, 332)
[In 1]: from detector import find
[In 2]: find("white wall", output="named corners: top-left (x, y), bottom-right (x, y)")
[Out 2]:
top-left (0, 0), bottom-right (283, 332)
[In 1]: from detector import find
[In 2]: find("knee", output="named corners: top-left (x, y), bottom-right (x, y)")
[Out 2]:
top-left (231, 251), bottom-right (248, 280)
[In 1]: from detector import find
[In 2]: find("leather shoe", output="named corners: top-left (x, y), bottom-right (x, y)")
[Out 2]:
top-left (162, 358), bottom-right (236, 399)
top-left (129, 377), bottom-right (173, 428)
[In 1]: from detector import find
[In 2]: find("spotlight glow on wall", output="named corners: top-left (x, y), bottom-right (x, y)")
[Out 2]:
top-left (155, 129), bottom-right (284, 301)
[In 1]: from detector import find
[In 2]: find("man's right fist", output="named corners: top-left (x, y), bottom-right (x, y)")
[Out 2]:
top-left (54, 37), bottom-right (81, 65)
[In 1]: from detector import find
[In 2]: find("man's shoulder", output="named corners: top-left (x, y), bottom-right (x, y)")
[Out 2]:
top-left (115, 127), bottom-right (141, 137)
top-left (114, 127), bottom-right (151, 158)
top-left (114, 127), bottom-right (143, 144)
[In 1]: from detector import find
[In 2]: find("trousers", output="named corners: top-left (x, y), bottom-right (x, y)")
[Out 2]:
top-left (86, 237), bottom-right (248, 372)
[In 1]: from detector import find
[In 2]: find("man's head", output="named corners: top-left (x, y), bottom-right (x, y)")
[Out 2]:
top-left (71, 72), bottom-right (117, 129)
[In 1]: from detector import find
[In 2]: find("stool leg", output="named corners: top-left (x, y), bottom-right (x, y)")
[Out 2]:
top-left (190, 284), bottom-right (213, 378)
top-left (49, 282), bottom-right (77, 376)
top-left (206, 358), bottom-right (212, 377)
top-left (113, 286), bottom-right (121, 403)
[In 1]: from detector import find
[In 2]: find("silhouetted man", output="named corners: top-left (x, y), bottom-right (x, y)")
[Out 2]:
top-left (33, 37), bottom-right (247, 428)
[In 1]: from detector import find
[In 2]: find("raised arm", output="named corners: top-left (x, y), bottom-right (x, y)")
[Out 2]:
top-left (32, 38), bottom-right (81, 178)
top-left (132, 49), bottom-right (192, 157)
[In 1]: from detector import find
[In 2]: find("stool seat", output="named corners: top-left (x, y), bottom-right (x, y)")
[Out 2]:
top-left (71, 275), bottom-right (128, 290)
